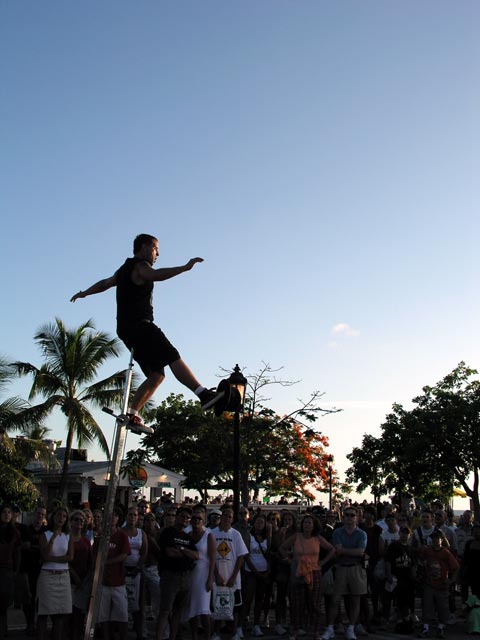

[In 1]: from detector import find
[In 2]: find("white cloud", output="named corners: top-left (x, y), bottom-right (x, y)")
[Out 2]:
top-left (331, 322), bottom-right (360, 337)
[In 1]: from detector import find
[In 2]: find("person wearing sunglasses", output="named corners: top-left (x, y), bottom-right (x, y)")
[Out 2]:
top-left (321, 508), bottom-right (367, 640)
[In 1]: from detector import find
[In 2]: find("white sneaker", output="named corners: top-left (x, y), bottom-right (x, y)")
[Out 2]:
top-left (355, 624), bottom-right (368, 636)
top-left (237, 628), bottom-right (244, 639)
top-left (274, 625), bottom-right (287, 636)
top-left (252, 626), bottom-right (264, 637)
top-left (320, 628), bottom-right (335, 640)
top-left (345, 626), bottom-right (357, 640)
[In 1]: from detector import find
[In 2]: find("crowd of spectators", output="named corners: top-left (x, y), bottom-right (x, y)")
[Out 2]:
top-left (0, 497), bottom-right (477, 640)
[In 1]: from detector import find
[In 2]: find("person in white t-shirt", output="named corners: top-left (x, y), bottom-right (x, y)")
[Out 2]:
top-left (210, 508), bottom-right (248, 640)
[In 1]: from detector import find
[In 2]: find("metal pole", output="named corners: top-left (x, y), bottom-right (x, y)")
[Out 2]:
top-left (233, 408), bottom-right (240, 520)
top-left (329, 466), bottom-right (333, 510)
top-left (83, 351), bottom-right (134, 640)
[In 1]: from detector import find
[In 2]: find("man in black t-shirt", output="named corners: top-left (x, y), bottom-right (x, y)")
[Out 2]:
top-left (385, 526), bottom-right (416, 623)
top-left (156, 507), bottom-right (198, 640)
top-left (20, 505), bottom-right (47, 635)
top-left (71, 233), bottom-right (223, 434)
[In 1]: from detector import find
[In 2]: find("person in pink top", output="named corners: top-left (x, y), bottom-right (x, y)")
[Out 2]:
top-left (279, 514), bottom-right (335, 640)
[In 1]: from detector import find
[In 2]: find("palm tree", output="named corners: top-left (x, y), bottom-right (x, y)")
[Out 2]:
top-left (13, 317), bottom-right (128, 500)
top-left (0, 355), bottom-right (29, 433)
top-left (0, 355), bottom-right (47, 508)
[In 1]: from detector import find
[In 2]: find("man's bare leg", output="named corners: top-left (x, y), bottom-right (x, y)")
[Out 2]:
top-left (169, 358), bottom-right (201, 391)
top-left (170, 358), bottom-right (224, 410)
top-left (129, 371), bottom-right (165, 412)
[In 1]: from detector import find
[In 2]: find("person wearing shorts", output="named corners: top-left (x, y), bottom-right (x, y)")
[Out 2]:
top-left (97, 509), bottom-right (131, 640)
top-left (71, 233), bottom-right (224, 434)
top-left (156, 507), bottom-right (198, 640)
top-left (321, 507), bottom-right (367, 640)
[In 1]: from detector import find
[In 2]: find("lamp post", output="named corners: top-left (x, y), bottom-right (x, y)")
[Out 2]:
top-left (326, 454), bottom-right (334, 510)
top-left (228, 365), bottom-right (247, 520)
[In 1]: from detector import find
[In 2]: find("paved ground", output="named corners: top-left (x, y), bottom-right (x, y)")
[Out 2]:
top-left (6, 605), bottom-right (471, 640)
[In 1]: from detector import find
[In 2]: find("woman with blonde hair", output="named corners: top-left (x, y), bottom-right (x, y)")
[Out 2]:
top-left (37, 507), bottom-right (74, 640)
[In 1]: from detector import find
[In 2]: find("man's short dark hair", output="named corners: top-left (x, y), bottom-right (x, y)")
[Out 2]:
top-left (133, 234), bottom-right (157, 254)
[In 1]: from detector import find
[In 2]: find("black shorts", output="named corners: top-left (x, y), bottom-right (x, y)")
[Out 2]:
top-left (118, 321), bottom-right (180, 376)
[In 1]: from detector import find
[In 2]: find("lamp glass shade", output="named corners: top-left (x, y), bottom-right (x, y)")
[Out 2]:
top-left (228, 365), bottom-right (247, 409)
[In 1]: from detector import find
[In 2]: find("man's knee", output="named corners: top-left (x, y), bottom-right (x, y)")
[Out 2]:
top-left (147, 371), bottom-right (165, 388)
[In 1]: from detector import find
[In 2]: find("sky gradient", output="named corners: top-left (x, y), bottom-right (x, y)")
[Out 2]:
top-left (1, 2), bottom-right (478, 506)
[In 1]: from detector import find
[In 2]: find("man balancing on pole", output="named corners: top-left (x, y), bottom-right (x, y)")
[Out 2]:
top-left (71, 233), bottom-right (223, 435)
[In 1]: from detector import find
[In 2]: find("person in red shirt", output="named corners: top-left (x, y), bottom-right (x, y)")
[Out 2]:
top-left (417, 530), bottom-right (459, 639)
top-left (96, 509), bottom-right (131, 640)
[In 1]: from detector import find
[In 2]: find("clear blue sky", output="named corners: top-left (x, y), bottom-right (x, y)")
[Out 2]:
top-left (1, 2), bottom-right (478, 504)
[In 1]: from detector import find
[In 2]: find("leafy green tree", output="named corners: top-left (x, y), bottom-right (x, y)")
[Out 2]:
top-left (346, 362), bottom-right (480, 517)
top-left (346, 433), bottom-right (387, 502)
top-left (12, 318), bottom-right (128, 500)
top-left (142, 393), bottom-right (232, 500)
top-left (142, 363), bottom-right (339, 502)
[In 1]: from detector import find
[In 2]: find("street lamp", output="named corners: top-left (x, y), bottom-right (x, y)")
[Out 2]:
top-left (326, 454), bottom-right (334, 510)
top-left (215, 365), bottom-right (247, 519)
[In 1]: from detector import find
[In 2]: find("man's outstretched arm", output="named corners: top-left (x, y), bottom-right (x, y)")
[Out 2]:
top-left (136, 257), bottom-right (204, 283)
top-left (70, 274), bottom-right (117, 302)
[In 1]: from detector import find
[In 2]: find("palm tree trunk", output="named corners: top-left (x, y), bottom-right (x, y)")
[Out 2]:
top-left (58, 426), bottom-right (75, 503)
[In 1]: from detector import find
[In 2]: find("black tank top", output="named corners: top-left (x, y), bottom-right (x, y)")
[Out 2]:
top-left (115, 257), bottom-right (154, 333)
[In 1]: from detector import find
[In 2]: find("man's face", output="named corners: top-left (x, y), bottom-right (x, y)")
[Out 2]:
top-left (238, 508), bottom-right (249, 522)
top-left (435, 511), bottom-right (446, 526)
top-left (421, 512), bottom-right (433, 528)
top-left (175, 510), bottom-right (191, 529)
top-left (140, 240), bottom-right (159, 265)
top-left (143, 515), bottom-right (156, 532)
top-left (137, 501), bottom-right (149, 515)
top-left (220, 510), bottom-right (234, 530)
top-left (343, 509), bottom-right (357, 525)
top-left (34, 508), bottom-right (47, 526)
top-left (399, 527), bottom-right (411, 543)
top-left (209, 513), bottom-right (221, 528)
top-left (0, 508), bottom-right (12, 524)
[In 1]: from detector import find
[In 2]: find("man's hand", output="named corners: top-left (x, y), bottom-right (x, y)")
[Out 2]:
top-left (70, 291), bottom-right (85, 302)
top-left (184, 257), bottom-right (204, 271)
